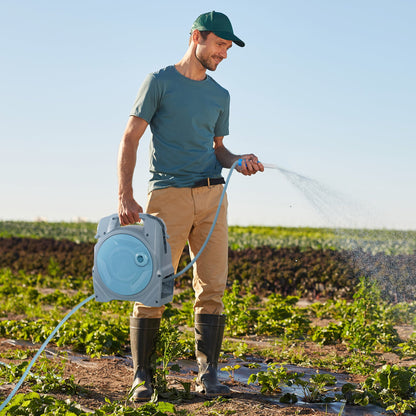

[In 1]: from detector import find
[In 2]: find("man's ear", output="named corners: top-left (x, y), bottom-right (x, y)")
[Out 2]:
top-left (191, 29), bottom-right (201, 44)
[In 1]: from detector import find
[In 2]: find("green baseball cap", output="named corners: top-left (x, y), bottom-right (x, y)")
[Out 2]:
top-left (191, 11), bottom-right (245, 47)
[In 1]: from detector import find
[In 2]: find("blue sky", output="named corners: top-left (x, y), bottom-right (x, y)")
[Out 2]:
top-left (1, 1), bottom-right (415, 229)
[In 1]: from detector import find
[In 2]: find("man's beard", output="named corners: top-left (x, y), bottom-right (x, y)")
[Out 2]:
top-left (195, 52), bottom-right (221, 71)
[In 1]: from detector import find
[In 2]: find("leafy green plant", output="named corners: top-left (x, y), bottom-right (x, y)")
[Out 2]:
top-left (0, 348), bottom-right (34, 360)
top-left (0, 358), bottom-right (78, 396)
top-left (0, 220), bottom-right (97, 242)
top-left (223, 281), bottom-right (259, 336)
top-left (228, 225), bottom-right (416, 255)
top-left (310, 277), bottom-right (400, 353)
top-left (311, 322), bottom-right (343, 345)
top-left (153, 317), bottom-right (193, 396)
top-left (341, 277), bottom-right (400, 352)
top-left (362, 364), bottom-right (416, 415)
top-left (32, 357), bottom-right (79, 394)
top-left (220, 364), bottom-right (240, 382)
top-left (340, 382), bottom-right (369, 406)
top-left (247, 363), bottom-right (300, 395)
top-left (202, 397), bottom-right (236, 415)
top-left (256, 294), bottom-right (311, 339)
top-left (0, 361), bottom-right (28, 384)
top-left (97, 397), bottom-right (187, 415)
top-left (0, 391), bottom-right (189, 415)
top-left (0, 392), bottom-right (85, 416)
top-left (397, 334), bottom-right (416, 358)
top-left (294, 371), bottom-right (337, 403)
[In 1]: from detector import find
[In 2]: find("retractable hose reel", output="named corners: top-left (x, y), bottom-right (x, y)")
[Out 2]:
top-left (92, 213), bottom-right (175, 307)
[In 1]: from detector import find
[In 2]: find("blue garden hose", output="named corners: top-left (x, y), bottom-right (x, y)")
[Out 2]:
top-left (0, 159), bottom-right (244, 411)
top-left (0, 295), bottom-right (95, 411)
top-left (170, 158), bottom-right (241, 279)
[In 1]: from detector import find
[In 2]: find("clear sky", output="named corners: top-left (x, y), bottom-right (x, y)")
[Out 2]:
top-left (1, 1), bottom-right (415, 229)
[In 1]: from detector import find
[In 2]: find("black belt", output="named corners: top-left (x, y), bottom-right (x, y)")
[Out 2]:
top-left (192, 177), bottom-right (225, 188)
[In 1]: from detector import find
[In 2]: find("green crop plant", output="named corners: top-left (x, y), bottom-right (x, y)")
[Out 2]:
top-left (247, 363), bottom-right (301, 395)
top-left (309, 277), bottom-right (401, 353)
top-left (0, 220), bottom-right (97, 242)
top-left (247, 359), bottom-right (339, 403)
top-left (339, 277), bottom-right (400, 352)
top-left (294, 371), bottom-right (337, 403)
top-left (0, 391), bottom-right (190, 415)
top-left (322, 351), bottom-right (377, 376)
top-left (97, 398), bottom-right (188, 415)
top-left (311, 322), bottom-right (343, 345)
top-left (202, 395), bottom-right (232, 415)
top-left (57, 318), bottom-right (129, 357)
top-left (339, 383), bottom-right (369, 406)
top-left (245, 362), bottom-right (261, 369)
top-left (0, 314), bottom-right (129, 358)
top-left (227, 225), bottom-right (416, 255)
top-left (0, 359), bottom-right (78, 397)
top-left (378, 300), bottom-right (416, 327)
top-left (31, 356), bottom-right (79, 395)
top-left (362, 364), bottom-right (416, 415)
top-left (0, 392), bottom-right (85, 416)
top-left (31, 369), bottom-right (78, 395)
top-left (165, 293), bottom-right (194, 328)
top-left (256, 294), bottom-right (311, 339)
top-left (397, 334), bottom-right (416, 358)
top-left (262, 342), bottom-right (315, 369)
top-left (221, 339), bottom-right (252, 360)
top-left (220, 364), bottom-right (240, 382)
top-left (231, 342), bottom-right (250, 359)
top-left (0, 348), bottom-right (35, 360)
top-left (153, 317), bottom-right (194, 396)
top-left (0, 361), bottom-right (28, 384)
top-left (47, 257), bottom-right (63, 278)
top-left (223, 281), bottom-right (259, 336)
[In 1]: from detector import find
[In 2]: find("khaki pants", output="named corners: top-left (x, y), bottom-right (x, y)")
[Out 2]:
top-left (133, 185), bottom-right (228, 318)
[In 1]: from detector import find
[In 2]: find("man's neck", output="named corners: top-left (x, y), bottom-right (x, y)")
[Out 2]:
top-left (175, 50), bottom-right (207, 81)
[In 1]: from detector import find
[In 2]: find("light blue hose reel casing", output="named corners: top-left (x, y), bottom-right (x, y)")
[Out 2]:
top-left (92, 213), bottom-right (175, 307)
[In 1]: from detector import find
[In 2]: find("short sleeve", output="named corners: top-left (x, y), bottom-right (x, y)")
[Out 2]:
top-left (214, 91), bottom-right (230, 137)
top-left (130, 73), bottom-right (161, 123)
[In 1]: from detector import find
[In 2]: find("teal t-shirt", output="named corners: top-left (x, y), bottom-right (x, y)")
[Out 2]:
top-left (130, 65), bottom-right (230, 191)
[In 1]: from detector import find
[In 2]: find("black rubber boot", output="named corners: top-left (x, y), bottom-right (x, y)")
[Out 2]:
top-left (194, 314), bottom-right (231, 396)
top-left (129, 317), bottom-right (160, 402)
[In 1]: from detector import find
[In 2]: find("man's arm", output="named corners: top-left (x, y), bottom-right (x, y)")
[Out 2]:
top-left (213, 136), bottom-right (264, 175)
top-left (117, 116), bottom-right (149, 225)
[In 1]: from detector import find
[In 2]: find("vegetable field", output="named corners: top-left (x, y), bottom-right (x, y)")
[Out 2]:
top-left (1, 220), bottom-right (416, 415)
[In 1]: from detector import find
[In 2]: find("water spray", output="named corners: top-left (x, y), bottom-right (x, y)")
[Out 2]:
top-left (260, 163), bottom-right (279, 170)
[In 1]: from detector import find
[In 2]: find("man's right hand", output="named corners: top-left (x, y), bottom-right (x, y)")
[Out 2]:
top-left (118, 197), bottom-right (143, 226)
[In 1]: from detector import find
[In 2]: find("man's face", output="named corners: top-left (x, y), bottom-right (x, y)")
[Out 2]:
top-left (195, 32), bottom-right (233, 71)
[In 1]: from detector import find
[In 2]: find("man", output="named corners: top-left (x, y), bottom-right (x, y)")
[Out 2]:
top-left (117, 11), bottom-right (264, 401)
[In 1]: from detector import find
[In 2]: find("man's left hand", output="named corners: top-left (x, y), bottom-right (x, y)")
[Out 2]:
top-left (237, 155), bottom-right (264, 176)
